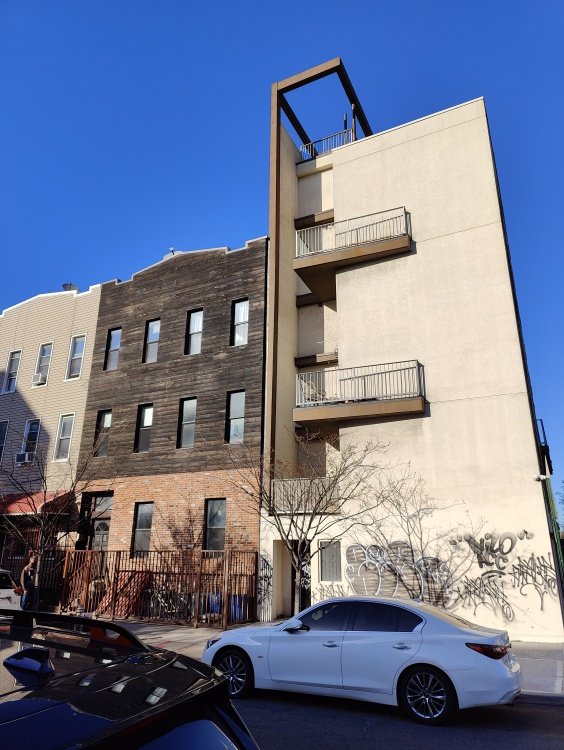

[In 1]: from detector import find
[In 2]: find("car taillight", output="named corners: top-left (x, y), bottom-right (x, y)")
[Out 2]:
top-left (466, 642), bottom-right (509, 660)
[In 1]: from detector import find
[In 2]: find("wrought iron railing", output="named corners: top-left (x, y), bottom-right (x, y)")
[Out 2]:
top-left (296, 207), bottom-right (408, 258)
top-left (299, 128), bottom-right (355, 161)
top-left (296, 360), bottom-right (424, 407)
top-left (270, 477), bottom-right (339, 514)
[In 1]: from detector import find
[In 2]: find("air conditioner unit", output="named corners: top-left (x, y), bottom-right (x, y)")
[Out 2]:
top-left (15, 452), bottom-right (35, 465)
top-left (32, 373), bottom-right (46, 385)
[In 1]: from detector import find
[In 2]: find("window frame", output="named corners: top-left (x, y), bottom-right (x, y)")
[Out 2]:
top-left (185, 308), bottom-right (203, 355)
top-left (3, 350), bottom-right (22, 393)
top-left (0, 420), bottom-right (9, 464)
top-left (204, 498), bottom-right (226, 551)
top-left (94, 409), bottom-right (113, 457)
top-left (319, 540), bottom-right (342, 582)
top-left (131, 501), bottom-right (154, 557)
top-left (177, 397), bottom-right (197, 449)
top-left (134, 403), bottom-right (154, 453)
top-left (33, 342), bottom-right (53, 386)
top-left (230, 298), bottom-right (249, 347)
top-left (53, 413), bottom-right (75, 461)
top-left (225, 390), bottom-right (245, 444)
top-left (65, 335), bottom-right (86, 380)
top-left (104, 328), bottom-right (122, 371)
top-left (142, 319), bottom-right (160, 364)
top-left (22, 418), bottom-right (41, 455)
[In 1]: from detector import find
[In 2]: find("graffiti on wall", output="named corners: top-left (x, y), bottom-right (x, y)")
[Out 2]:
top-left (334, 531), bottom-right (558, 622)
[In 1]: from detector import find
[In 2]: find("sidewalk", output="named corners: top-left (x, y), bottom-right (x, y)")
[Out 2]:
top-left (125, 620), bottom-right (564, 703)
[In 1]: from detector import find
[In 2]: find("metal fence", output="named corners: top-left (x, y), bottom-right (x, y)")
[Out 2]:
top-left (0, 548), bottom-right (68, 608)
top-left (296, 360), bottom-right (424, 407)
top-left (296, 207), bottom-right (408, 258)
top-left (299, 128), bottom-right (354, 161)
top-left (270, 478), bottom-right (339, 515)
top-left (60, 548), bottom-right (258, 628)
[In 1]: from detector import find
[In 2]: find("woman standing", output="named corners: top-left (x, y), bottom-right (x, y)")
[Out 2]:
top-left (20, 554), bottom-right (37, 611)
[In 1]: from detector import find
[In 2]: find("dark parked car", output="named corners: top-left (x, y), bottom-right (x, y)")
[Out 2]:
top-left (0, 608), bottom-right (259, 749)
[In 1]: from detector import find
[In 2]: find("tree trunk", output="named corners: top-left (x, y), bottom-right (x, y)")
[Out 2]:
top-left (293, 566), bottom-right (302, 615)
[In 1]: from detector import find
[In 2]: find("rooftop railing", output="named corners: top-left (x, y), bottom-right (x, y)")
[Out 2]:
top-left (299, 128), bottom-right (355, 161)
top-left (270, 477), bottom-right (339, 515)
top-left (296, 207), bottom-right (408, 259)
top-left (296, 360), bottom-right (424, 408)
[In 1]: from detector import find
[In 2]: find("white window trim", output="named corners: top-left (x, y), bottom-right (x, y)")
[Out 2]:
top-left (2, 349), bottom-right (22, 394)
top-left (53, 412), bottom-right (75, 462)
top-left (64, 334), bottom-right (87, 381)
top-left (0, 418), bottom-right (9, 464)
top-left (21, 418), bottom-right (41, 454)
top-left (33, 341), bottom-right (54, 387)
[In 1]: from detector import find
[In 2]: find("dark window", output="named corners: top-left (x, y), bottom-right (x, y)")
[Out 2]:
top-left (351, 603), bottom-right (422, 632)
top-left (67, 336), bottom-right (85, 379)
top-left (132, 502), bottom-right (153, 556)
top-left (226, 390), bottom-right (245, 444)
top-left (94, 409), bottom-right (112, 457)
top-left (319, 540), bottom-right (341, 581)
top-left (23, 419), bottom-right (41, 454)
top-left (177, 398), bottom-right (197, 449)
top-left (185, 309), bottom-right (203, 355)
top-left (300, 602), bottom-right (351, 632)
top-left (134, 404), bottom-right (153, 453)
top-left (104, 328), bottom-right (122, 371)
top-left (204, 499), bottom-right (226, 550)
top-left (230, 298), bottom-right (249, 347)
top-left (54, 414), bottom-right (74, 460)
top-left (3, 350), bottom-right (21, 393)
top-left (143, 319), bottom-right (160, 363)
top-left (0, 572), bottom-right (15, 589)
top-left (0, 420), bottom-right (8, 463)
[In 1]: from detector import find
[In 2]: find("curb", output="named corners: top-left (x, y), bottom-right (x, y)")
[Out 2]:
top-left (518, 691), bottom-right (564, 706)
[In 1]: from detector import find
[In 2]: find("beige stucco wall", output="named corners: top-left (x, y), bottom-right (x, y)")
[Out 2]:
top-left (0, 287), bottom-right (101, 492)
top-left (268, 100), bottom-right (563, 639)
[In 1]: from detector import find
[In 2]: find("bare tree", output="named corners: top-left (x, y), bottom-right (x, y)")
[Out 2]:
top-left (0, 428), bottom-right (114, 609)
top-left (228, 432), bottom-right (387, 614)
top-left (350, 466), bottom-right (477, 607)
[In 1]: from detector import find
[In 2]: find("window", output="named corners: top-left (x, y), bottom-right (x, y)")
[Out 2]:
top-left (94, 409), bottom-right (112, 457)
top-left (177, 398), bottom-right (197, 449)
top-left (319, 540), bottom-right (341, 581)
top-left (300, 602), bottom-right (351, 632)
top-left (351, 603), bottom-right (423, 633)
top-left (66, 336), bottom-right (85, 379)
top-left (143, 319), bottom-right (160, 363)
top-left (185, 309), bottom-right (203, 355)
top-left (225, 390), bottom-right (245, 444)
top-left (34, 343), bottom-right (52, 385)
top-left (0, 421), bottom-right (8, 463)
top-left (104, 328), bottom-right (122, 371)
top-left (132, 502), bottom-right (153, 555)
top-left (230, 298), bottom-right (249, 347)
top-left (23, 419), bottom-right (40, 454)
top-left (3, 351), bottom-right (21, 393)
top-left (54, 414), bottom-right (74, 460)
top-left (204, 499), bottom-right (226, 550)
top-left (134, 404), bottom-right (153, 453)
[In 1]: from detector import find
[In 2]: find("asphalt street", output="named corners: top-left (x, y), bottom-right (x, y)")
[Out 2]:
top-left (235, 691), bottom-right (564, 750)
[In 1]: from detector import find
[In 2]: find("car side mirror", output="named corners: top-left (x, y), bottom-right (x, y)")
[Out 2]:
top-left (283, 618), bottom-right (309, 633)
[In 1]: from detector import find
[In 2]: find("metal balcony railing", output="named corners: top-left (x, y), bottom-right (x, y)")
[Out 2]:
top-left (296, 360), bottom-right (424, 408)
top-left (270, 478), bottom-right (339, 515)
top-left (296, 207), bottom-right (408, 259)
top-left (299, 128), bottom-right (355, 161)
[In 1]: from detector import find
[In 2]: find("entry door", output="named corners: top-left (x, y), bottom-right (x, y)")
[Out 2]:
top-left (92, 520), bottom-right (110, 551)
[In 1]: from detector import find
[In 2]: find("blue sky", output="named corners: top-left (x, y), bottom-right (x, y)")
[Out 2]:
top-left (1, 1), bottom-right (562, 508)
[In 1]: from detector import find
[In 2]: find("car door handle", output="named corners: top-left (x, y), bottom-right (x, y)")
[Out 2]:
top-left (392, 643), bottom-right (410, 650)
top-left (323, 641), bottom-right (340, 648)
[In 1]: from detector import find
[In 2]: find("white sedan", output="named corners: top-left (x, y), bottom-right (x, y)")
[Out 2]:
top-left (0, 569), bottom-right (20, 610)
top-left (202, 596), bottom-right (522, 724)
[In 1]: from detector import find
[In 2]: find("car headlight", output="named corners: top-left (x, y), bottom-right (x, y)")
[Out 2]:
top-left (205, 636), bottom-right (222, 650)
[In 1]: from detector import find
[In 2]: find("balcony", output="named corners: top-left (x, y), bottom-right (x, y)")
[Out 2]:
top-left (270, 477), bottom-right (339, 515)
top-left (294, 360), bottom-right (425, 424)
top-left (298, 128), bottom-right (355, 161)
top-left (294, 207), bottom-right (411, 302)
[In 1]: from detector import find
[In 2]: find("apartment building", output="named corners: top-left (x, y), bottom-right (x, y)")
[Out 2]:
top-left (264, 59), bottom-right (563, 639)
top-left (0, 286), bottom-right (101, 551)
top-left (77, 239), bottom-right (267, 557)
